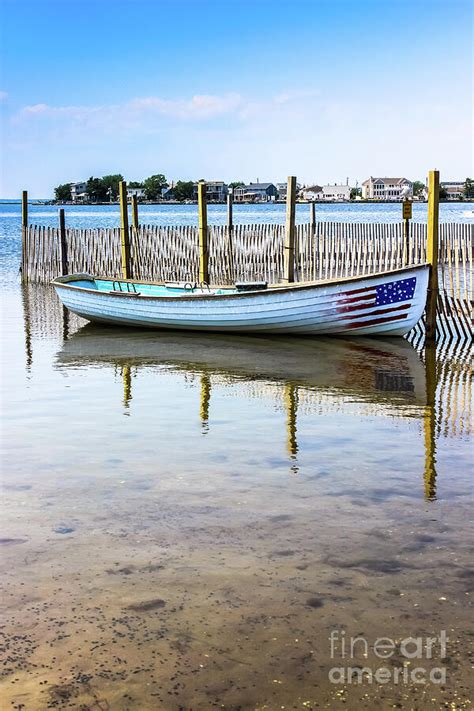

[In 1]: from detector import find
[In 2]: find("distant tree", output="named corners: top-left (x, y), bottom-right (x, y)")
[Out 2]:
top-left (54, 183), bottom-right (72, 201)
top-left (101, 174), bottom-right (124, 200)
top-left (350, 187), bottom-right (362, 200)
top-left (173, 180), bottom-right (195, 201)
top-left (412, 180), bottom-right (425, 197)
top-left (128, 181), bottom-right (143, 189)
top-left (143, 174), bottom-right (168, 200)
top-left (439, 186), bottom-right (448, 200)
top-left (229, 181), bottom-right (245, 189)
top-left (86, 177), bottom-right (109, 202)
top-left (463, 178), bottom-right (474, 199)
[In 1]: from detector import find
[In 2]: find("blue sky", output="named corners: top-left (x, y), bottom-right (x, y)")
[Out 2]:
top-left (0, 0), bottom-right (472, 196)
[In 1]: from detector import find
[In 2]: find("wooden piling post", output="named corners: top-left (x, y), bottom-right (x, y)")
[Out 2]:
top-left (284, 176), bottom-right (297, 283)
top-left (131, 194), bottom-right (139, 229)
top-left (198, 181), bottom-right (209, 283)
top-left (425, 170), bottom-right (440, 341)
top-left (404, 217), bottom-right (410, 265)
top-left (309, 201), bottom-right (316, 231)
top-left (58, 208), bottom-right (68, 275)
top-left (21, 190), bottom-right (28, 280)
top-left (227, 190), bottom-right (233, 231)
top-left (309, 201), bottom-right (316, 278)
top-left (402, 198), bottom-right (412, 265)
top-left (22, 190), bottom-right (28, 228)
top-left (119, 180), bottom-right (132, 279)
top-left (226, 189), bottom-right (234, 283)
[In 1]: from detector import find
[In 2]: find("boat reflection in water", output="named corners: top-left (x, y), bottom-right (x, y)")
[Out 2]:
top-left (57, 326), bottom-right (438, 495)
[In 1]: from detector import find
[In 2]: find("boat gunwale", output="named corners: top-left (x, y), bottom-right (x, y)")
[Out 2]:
top-left (51, 264), bottom-right (430, 303)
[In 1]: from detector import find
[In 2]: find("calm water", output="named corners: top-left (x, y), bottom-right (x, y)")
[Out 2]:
top-left (0, 206), bottom-right (473, 709)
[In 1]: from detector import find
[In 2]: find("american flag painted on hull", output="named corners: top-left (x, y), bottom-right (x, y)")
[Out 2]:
top-left (334, 277), bottom-right (417, 330)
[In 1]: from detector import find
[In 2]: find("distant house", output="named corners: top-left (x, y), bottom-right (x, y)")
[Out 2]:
top-left (362, 177), bottom-right (412, 200)
top-left (233, 182), bottom-right (278, 203)
top-left (440, 181), bottom-right (464, 200)
top-left (277, 182), bottom-right (301, 200)
top-left (161, 187), bottom-right (175, 200)
top-left (127, 186), bottom-right (145, 200)
top-left (321, 184), bottom-right (351, 201)
top-left (193, 181), bottom-right (228, 202)
top-left (70, 181), bottom-right (88, 203)
top-left (302, 185), bottom-right (323, 201)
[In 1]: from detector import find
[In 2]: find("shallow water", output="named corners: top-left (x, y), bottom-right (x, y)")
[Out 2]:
top-left (1, 281), bottom-right (472, 709)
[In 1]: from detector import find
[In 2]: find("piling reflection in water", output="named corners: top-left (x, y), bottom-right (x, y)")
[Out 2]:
top-left (423, 342), bottom-right (438, 500)
top-left (283, 383), bottom-right (299, 474)
top-left (122, 364), bottom-right (132, 412)
top-left (199, 374), bottom-right (211, 434)
top-left (57, 326), bottom-right (432, 485)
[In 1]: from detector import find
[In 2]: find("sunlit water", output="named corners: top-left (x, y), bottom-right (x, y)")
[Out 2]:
top-left (0, 205), bottom-right (473, 709)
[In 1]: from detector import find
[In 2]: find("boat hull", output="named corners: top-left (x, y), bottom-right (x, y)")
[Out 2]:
top-left (52, 265), bottom-right (429, 336)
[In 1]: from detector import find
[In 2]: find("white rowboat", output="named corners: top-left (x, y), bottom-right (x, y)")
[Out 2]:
top-left (52, 264), bottom-right (429, 336)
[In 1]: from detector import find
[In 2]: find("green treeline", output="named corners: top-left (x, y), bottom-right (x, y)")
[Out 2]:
top-left (54, 174), bottom-right (233, 202)
top-left (54, 176), bottom-right (474, 203)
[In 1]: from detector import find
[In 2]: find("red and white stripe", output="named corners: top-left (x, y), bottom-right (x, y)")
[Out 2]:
top-left (332, 284), bottom-right (411, 330)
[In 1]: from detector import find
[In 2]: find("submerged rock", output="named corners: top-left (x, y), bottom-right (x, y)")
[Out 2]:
top-left (53, 525), bottom-right (75, 534)
top-left (127, 598), bottom-right (166, 612)
top-left (306, 597), bottom-right (324, 608)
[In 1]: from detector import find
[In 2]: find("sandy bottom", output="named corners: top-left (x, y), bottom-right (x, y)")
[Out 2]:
top-left (1, 467), bottom-right (473, 710)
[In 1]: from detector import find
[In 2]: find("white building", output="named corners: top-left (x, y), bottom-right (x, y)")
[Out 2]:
top-left (440, 181), bottom-right (464, 200)
top-left (320, 184), bottom-right (351, 201)
top-left (362, 177), bottom-right (413, 200)
top-left (70, 181), bottom-right (88, 203)
top-left (127, 186), bottom-right (146, 200)
top-left (302, 184), bottom-right (351, 201)
top-left (301, 185), bottom-right (323, 201)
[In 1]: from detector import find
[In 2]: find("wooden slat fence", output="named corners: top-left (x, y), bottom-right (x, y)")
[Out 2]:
top-left (21, 220), bottom-right (472, 341)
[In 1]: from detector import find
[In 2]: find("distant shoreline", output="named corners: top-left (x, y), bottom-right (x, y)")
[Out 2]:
top-left (1, 199), bottom-right (473, 206)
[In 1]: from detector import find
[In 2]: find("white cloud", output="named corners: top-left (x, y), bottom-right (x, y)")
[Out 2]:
top-left (22, 103), bottom-right (52, 114)
top-left (16, 90), bottom-right (325, 130)
top-left (0, 91), bottom-right (8, 101)
top-left (273, 89), bottom-right (321, 105)
top-left (3, 86), bottom-right (471, 196)
top-left (17, 92), bottom-right (244, 128)
top-left (129, 93), bottom-right (242, 119)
